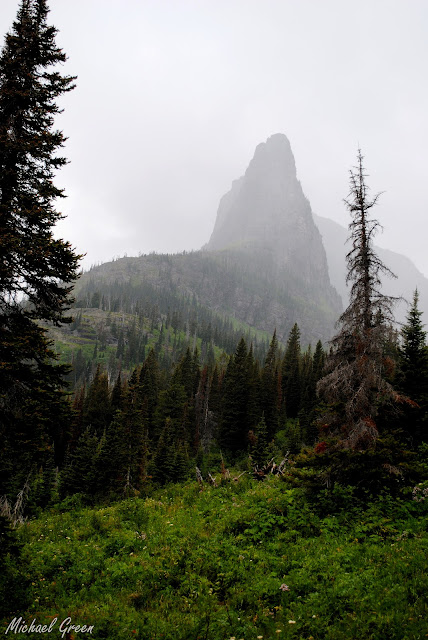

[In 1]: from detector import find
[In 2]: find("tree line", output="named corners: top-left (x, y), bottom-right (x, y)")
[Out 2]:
top-left (0, 0), bottom-right (427, 518)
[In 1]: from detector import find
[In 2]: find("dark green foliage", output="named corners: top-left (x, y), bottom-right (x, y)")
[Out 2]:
top-left (155, 383), bottom-right (188, 441)
top-left (83, 365), bottom-right (111, 435)
top-left (151, 417), bottom-right (189, 485)
top-left (95, 414), bottom-right (128, 497)
top-left (246, 343), bottom-right (261, 434)
top-left (0, 0), bottom-right (79, 320)
top-left (293, 435), bottom-right (419, 498)
top-left (27, 452), bottom-right (57, 512)
top-left (139, 348), bottom-right (160, 435)
top-left (220, 338), bottom-right (252, 455)
top-left (60, 428), bottom-right (100, 498)
top-left (57, 328), bottom-right (316, 499)
top-left (260, 331), bottom-right (280, 438)
top-left (120, 373), bottom-right (149, 494)
top-left (250, 415), bottom-right (271, 467)
top-left (0, 0), bottom-right (80, 498)
top-left (398, 290), bottom-right (428, 445)
top-left (0, 514), bottom-right (29, 617)
top-left (299, 341), bottom-right (326, 444)
top-left (282, 323), bottom-right (301, 419)
top-left (111, 371), bottom-right (124, 413)
top-left (0, 365), bottom-right (73, 498)
top-left (173, 347), bottom-right (199, 399)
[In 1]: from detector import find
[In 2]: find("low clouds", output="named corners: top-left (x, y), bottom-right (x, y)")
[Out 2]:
top-left (1, 0), bottom-right (427, 274)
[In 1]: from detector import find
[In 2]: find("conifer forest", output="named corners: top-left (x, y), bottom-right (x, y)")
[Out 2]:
top-left (0, 2), bottom-right (427, 639)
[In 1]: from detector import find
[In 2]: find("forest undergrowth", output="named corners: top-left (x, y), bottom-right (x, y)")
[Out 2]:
top-left (2, 474), bottom-right (427, 640)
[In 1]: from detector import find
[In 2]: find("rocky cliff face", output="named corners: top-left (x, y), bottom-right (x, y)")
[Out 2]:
top-left (205, 133), bottom-right (340, 305)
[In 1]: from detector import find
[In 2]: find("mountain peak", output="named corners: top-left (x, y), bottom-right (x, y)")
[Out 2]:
top-left (205, 133), bottom-right (310, 254)
top-left (245, 133), bottom-right (296, 184)
top-left (204, 134), bottom-right (336, 295)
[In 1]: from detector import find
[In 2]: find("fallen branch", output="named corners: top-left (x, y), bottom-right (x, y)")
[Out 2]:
top-left (195, 466), bottom-right (204, 486)
top-left (253, 454), bottom-right (289, 480)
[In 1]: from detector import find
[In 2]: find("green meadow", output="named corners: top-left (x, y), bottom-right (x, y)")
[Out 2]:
top-left (4, 475), bottom-right (427, 640)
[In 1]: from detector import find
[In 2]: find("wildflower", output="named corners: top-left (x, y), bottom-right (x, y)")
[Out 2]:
top-left (288, 620), bottom-right (296, 624)
top-left (280, 583), bottom-right (290, 591)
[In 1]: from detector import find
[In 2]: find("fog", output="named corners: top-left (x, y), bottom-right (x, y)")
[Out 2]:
top-left (1, 0), bottom-right (427, 274)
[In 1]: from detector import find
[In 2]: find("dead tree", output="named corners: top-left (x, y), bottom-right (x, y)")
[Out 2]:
top-left (317, 150), bottom-right (401, 449)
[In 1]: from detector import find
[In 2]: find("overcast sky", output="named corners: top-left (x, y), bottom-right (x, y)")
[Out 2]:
top-left (1, 0), bottom-right (428, 275)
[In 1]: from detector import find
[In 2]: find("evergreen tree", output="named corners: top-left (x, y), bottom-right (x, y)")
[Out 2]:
top-left (398, 289), bottom-right (428, 444)
top-left (95, 413), bottom-right (128, 497)
top-left (155, 382), bottom-right (188, 444)
top-left (251, 415), bottom-right (271, 467)
top-left (151, 417), bottom-right (187, 485)
top-left (195, 366), bottom-right (216, 452)
top-left (83, 365), bottom-right (111, 435)
top-left (297, 344), bottom-right (314, 441)
top-left (60, 428), bottom-right (100, 498)
top-left (220, 338), bottom-right (251, 455)
top-left (246, 343), bottom-right (261, 433)
top-left (139, 348), bottom-right (160, 436)
top-left (119, 371), bottom-right (148, 494)
top-left (70, 385), bottom-right (85, 447)
top-left (0, 0), bottom-right (80, 494)
top-left (173, 347), bottom-right (197, 400)
top-left (207, 364), bottom-right (222, 438)
top-left (111, 371), bottom-right (124, 414)
top-left (261, 331), bottom-right (280, 438)
top-left (282, 324), bottom-right (301, 419)
top-left (303, 340), bottom-right (326, 444)
top-left (312, 340), bottom-right (326, 382)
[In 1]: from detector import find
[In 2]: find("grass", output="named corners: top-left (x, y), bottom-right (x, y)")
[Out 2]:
top-left (2, 477), bottom-right (427, 639)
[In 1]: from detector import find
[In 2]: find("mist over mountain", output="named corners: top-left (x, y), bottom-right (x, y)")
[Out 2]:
top-left (314, 214), bottom-right (428, 325)
top-left (205, 134), bottom-right (336, 296)
top-left (74, 134), bottom-right (342, 346)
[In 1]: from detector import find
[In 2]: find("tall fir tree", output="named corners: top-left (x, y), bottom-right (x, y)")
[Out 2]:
top-left (304, 340), bottom-right (326, 444)
top-left (60, 427), bottom-right (100, 498)
top-left (220, 337), bottom-right (252, 456)
top-left (139, 348), bottom-right (160, 438)
top-left (282, 323), bottom-right (301, 419)
top-left (261, 331), bottom-right (280, 438)
top-left (250, 415), bottom-right (271, 468)
top-left (398, 289), bottom-right (428, 444)
top-left (0, 0), bottom-right (80, 496)
top-left (83, 365), bottom-right (111, 436)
